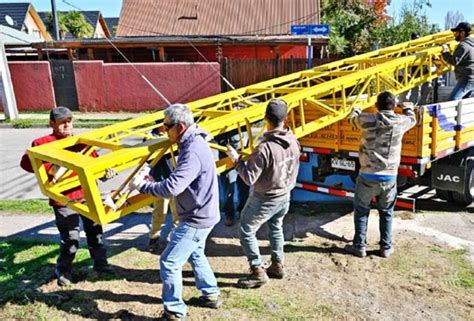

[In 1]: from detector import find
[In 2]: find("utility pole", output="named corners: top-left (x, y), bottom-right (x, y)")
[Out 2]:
top-left (51, 0), bottom-right (60, 40)
top-left (0, 40), bottom-right (19, 120)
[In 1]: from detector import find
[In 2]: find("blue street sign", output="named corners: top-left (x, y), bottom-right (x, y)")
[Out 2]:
top-left (290, 25), bottom-right (310, 35)
top-left (291, 24), bottom-right (330, 36)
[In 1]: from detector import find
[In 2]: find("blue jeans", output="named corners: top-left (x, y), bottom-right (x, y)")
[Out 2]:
top-left (449, 78), bottom-right (474, 100)
top-left (160, 223), bottom-right (219, 317)
top-left (239, 193), bottom-right (290, 268)
top-left (353, 176), bottom-right (397, 250)
top-left (160, 211), bottom-right (174, 241)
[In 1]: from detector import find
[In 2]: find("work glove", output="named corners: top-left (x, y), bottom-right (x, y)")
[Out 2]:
top-left (49, 165), bottom-right (68, 183)
top-left (442, 44), bottom-right (449, 53)
top-left (128, 165), bottom-right (151, 191)
top-left (400, 102), bottom-right (415, 111)
top-left (100, 168), bottom-right (117, 182)
top-left (351, 106), bottom-right (362, 117)
top-left (226, 145), bottom-right (240, 163)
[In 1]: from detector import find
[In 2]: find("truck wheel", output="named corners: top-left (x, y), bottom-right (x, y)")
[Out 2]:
top-left (451, 165), bottom-right (473, 205)
top-left (436, 188), bottom-right (453, 202)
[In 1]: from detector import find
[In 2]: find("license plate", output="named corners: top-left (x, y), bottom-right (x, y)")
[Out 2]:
top-left (331, 158), bottom-right (356, 171)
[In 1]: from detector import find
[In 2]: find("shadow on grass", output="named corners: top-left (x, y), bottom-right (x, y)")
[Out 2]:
top-left (30, 289), bottom-right (159, 320)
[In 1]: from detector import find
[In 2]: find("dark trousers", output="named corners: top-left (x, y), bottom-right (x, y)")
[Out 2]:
top-left (53, 206), bottom-right (108, 274)
top-left (223, 175), bottom-right (250, 219)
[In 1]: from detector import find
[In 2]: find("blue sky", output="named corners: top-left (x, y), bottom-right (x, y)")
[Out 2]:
top-left (2, 0), bottom-right (473, 29)
top-left (388, 0), bottom-right (474, 29)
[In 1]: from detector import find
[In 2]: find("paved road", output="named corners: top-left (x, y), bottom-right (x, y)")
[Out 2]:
top-left (0, 128), bottom-right (137, 200)
top-left (1, 128), bottom-right (54, 199)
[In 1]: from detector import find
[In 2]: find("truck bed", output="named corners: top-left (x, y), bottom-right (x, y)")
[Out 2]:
top-left (299, 97), bottom-right (474, 163)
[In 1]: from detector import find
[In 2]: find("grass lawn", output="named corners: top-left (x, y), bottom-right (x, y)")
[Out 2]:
top-left (0, 200), bottom-right (51, 214)
top-left (0, 235), bottom-right (472, 320)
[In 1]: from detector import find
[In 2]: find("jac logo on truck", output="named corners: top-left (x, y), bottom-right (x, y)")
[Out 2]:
top-left (436, 174), bottom-right (460, 182)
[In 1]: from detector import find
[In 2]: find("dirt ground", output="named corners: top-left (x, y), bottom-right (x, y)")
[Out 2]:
top-left (1, 202), bottom-right (473, 320)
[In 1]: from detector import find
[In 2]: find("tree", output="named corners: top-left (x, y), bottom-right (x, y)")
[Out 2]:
top-left (444, 11), bottom-right (465, 30)
top-left (64, 11), bottom-right (93, 38)
top-left (45, 12), bottom-right (68, 38)
top-left (365, 0), bottom-right (390, 24)
top-left (321, 0), bottom-right (379, 56)
top-left (44, 11), bottom-right (93, 39)
top-left (374, 0), bottom-right (440, 48)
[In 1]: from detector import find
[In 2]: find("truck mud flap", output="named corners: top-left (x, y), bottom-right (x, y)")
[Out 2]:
top-left (432, 166), bottom-right (467, 194)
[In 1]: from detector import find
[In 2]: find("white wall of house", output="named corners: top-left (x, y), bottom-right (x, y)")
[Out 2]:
top-left (93, 23), bottom-right (107, 38)
top-left (23, 12), bottom-right (44, 40)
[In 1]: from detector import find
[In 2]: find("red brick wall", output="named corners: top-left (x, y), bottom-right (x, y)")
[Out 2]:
top-left (74, 61), bottom-right (221, 112)
top-left (0, 61), bottom-right (56, 111)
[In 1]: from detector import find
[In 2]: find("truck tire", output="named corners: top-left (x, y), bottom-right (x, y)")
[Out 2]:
top-left (436, 188), bottom-right (453, 202)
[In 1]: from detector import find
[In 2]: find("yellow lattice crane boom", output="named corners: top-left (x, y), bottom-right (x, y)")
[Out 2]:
top-left (27, 30), bottom-right (457, 224)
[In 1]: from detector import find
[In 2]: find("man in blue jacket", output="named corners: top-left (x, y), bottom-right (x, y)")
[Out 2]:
top-left (129, 104), bottom-right (221, 321)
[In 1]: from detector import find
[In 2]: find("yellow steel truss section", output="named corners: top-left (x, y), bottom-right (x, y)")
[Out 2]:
top-left (27, 30), bottom-right (458, 224)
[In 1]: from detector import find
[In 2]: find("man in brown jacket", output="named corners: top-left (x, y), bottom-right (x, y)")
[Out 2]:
top-left (226, 99), bottom-right (300, 288)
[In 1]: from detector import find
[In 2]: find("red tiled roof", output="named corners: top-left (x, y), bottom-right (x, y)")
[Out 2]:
top-left (117, 0), bottom-right (320, 37)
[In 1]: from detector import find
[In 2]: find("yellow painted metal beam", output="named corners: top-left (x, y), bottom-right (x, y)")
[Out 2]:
top-left (26, 29), bottom-right (458, 224)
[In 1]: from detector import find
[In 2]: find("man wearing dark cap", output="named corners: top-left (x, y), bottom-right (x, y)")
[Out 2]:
top-left (226, 99), bottom-right (300, 288)
top-left (442, 22), bottom-right (474, 100)
top-left (20, 106), bottom-right (113, 286)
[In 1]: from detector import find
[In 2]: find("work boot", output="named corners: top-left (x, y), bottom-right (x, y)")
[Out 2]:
top-left (159, 310), bottom-right (187, 321)
top-left (265, 260), bottom-right (285, 279)
top-left (188, 294), bottom-right (223, 309)
top-left (379, 247), bottom-right (394, 258)
top-left (55, 268), bottom-right (72, 287)
top-left (237, 266), bottom-right (269, 288)
top-left (344, 244), bottom-right (367, 258)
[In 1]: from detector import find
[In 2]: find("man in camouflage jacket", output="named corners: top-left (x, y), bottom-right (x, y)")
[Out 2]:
top-left (347, 91), bottom-right (417, 258)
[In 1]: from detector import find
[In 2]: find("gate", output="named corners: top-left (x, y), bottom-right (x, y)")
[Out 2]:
top-left (50, 60), bottom-right (79, 111)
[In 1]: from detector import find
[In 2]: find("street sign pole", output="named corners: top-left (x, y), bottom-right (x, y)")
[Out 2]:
top-left (307, 37), bottom-right (312, 69)
top-left (291, 24), bottom-right (329, 70)
top-left (0, 40), bottom-right (18, 120)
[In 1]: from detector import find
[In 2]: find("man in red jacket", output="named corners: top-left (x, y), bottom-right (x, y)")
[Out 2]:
top-left (20, 106), bottom-right (112, 286)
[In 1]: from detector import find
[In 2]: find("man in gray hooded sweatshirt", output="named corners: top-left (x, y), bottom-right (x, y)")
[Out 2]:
top-left (442, 22), bottom-right (474, 100)
top-left (129, 104), bottom-right (221, 321)
top-left (227, 99), bottom-right (300, 288)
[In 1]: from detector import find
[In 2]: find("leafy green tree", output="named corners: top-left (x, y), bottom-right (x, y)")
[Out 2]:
top-left (376, 0), bottom-right (440, 47)
top-left (322, 0), bottom-right (442, 56)
top-left (321, 0), bottom-right (379, 56)
top-left (44, 11), bottom-right (93, 39)
top-left (64, 11), bottom-right (93, 38)
top-left (45, 12), bottom-right (68, 38)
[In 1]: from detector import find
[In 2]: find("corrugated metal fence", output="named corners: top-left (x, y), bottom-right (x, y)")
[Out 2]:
top-left (221, 57), bottom-right (336, 90)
